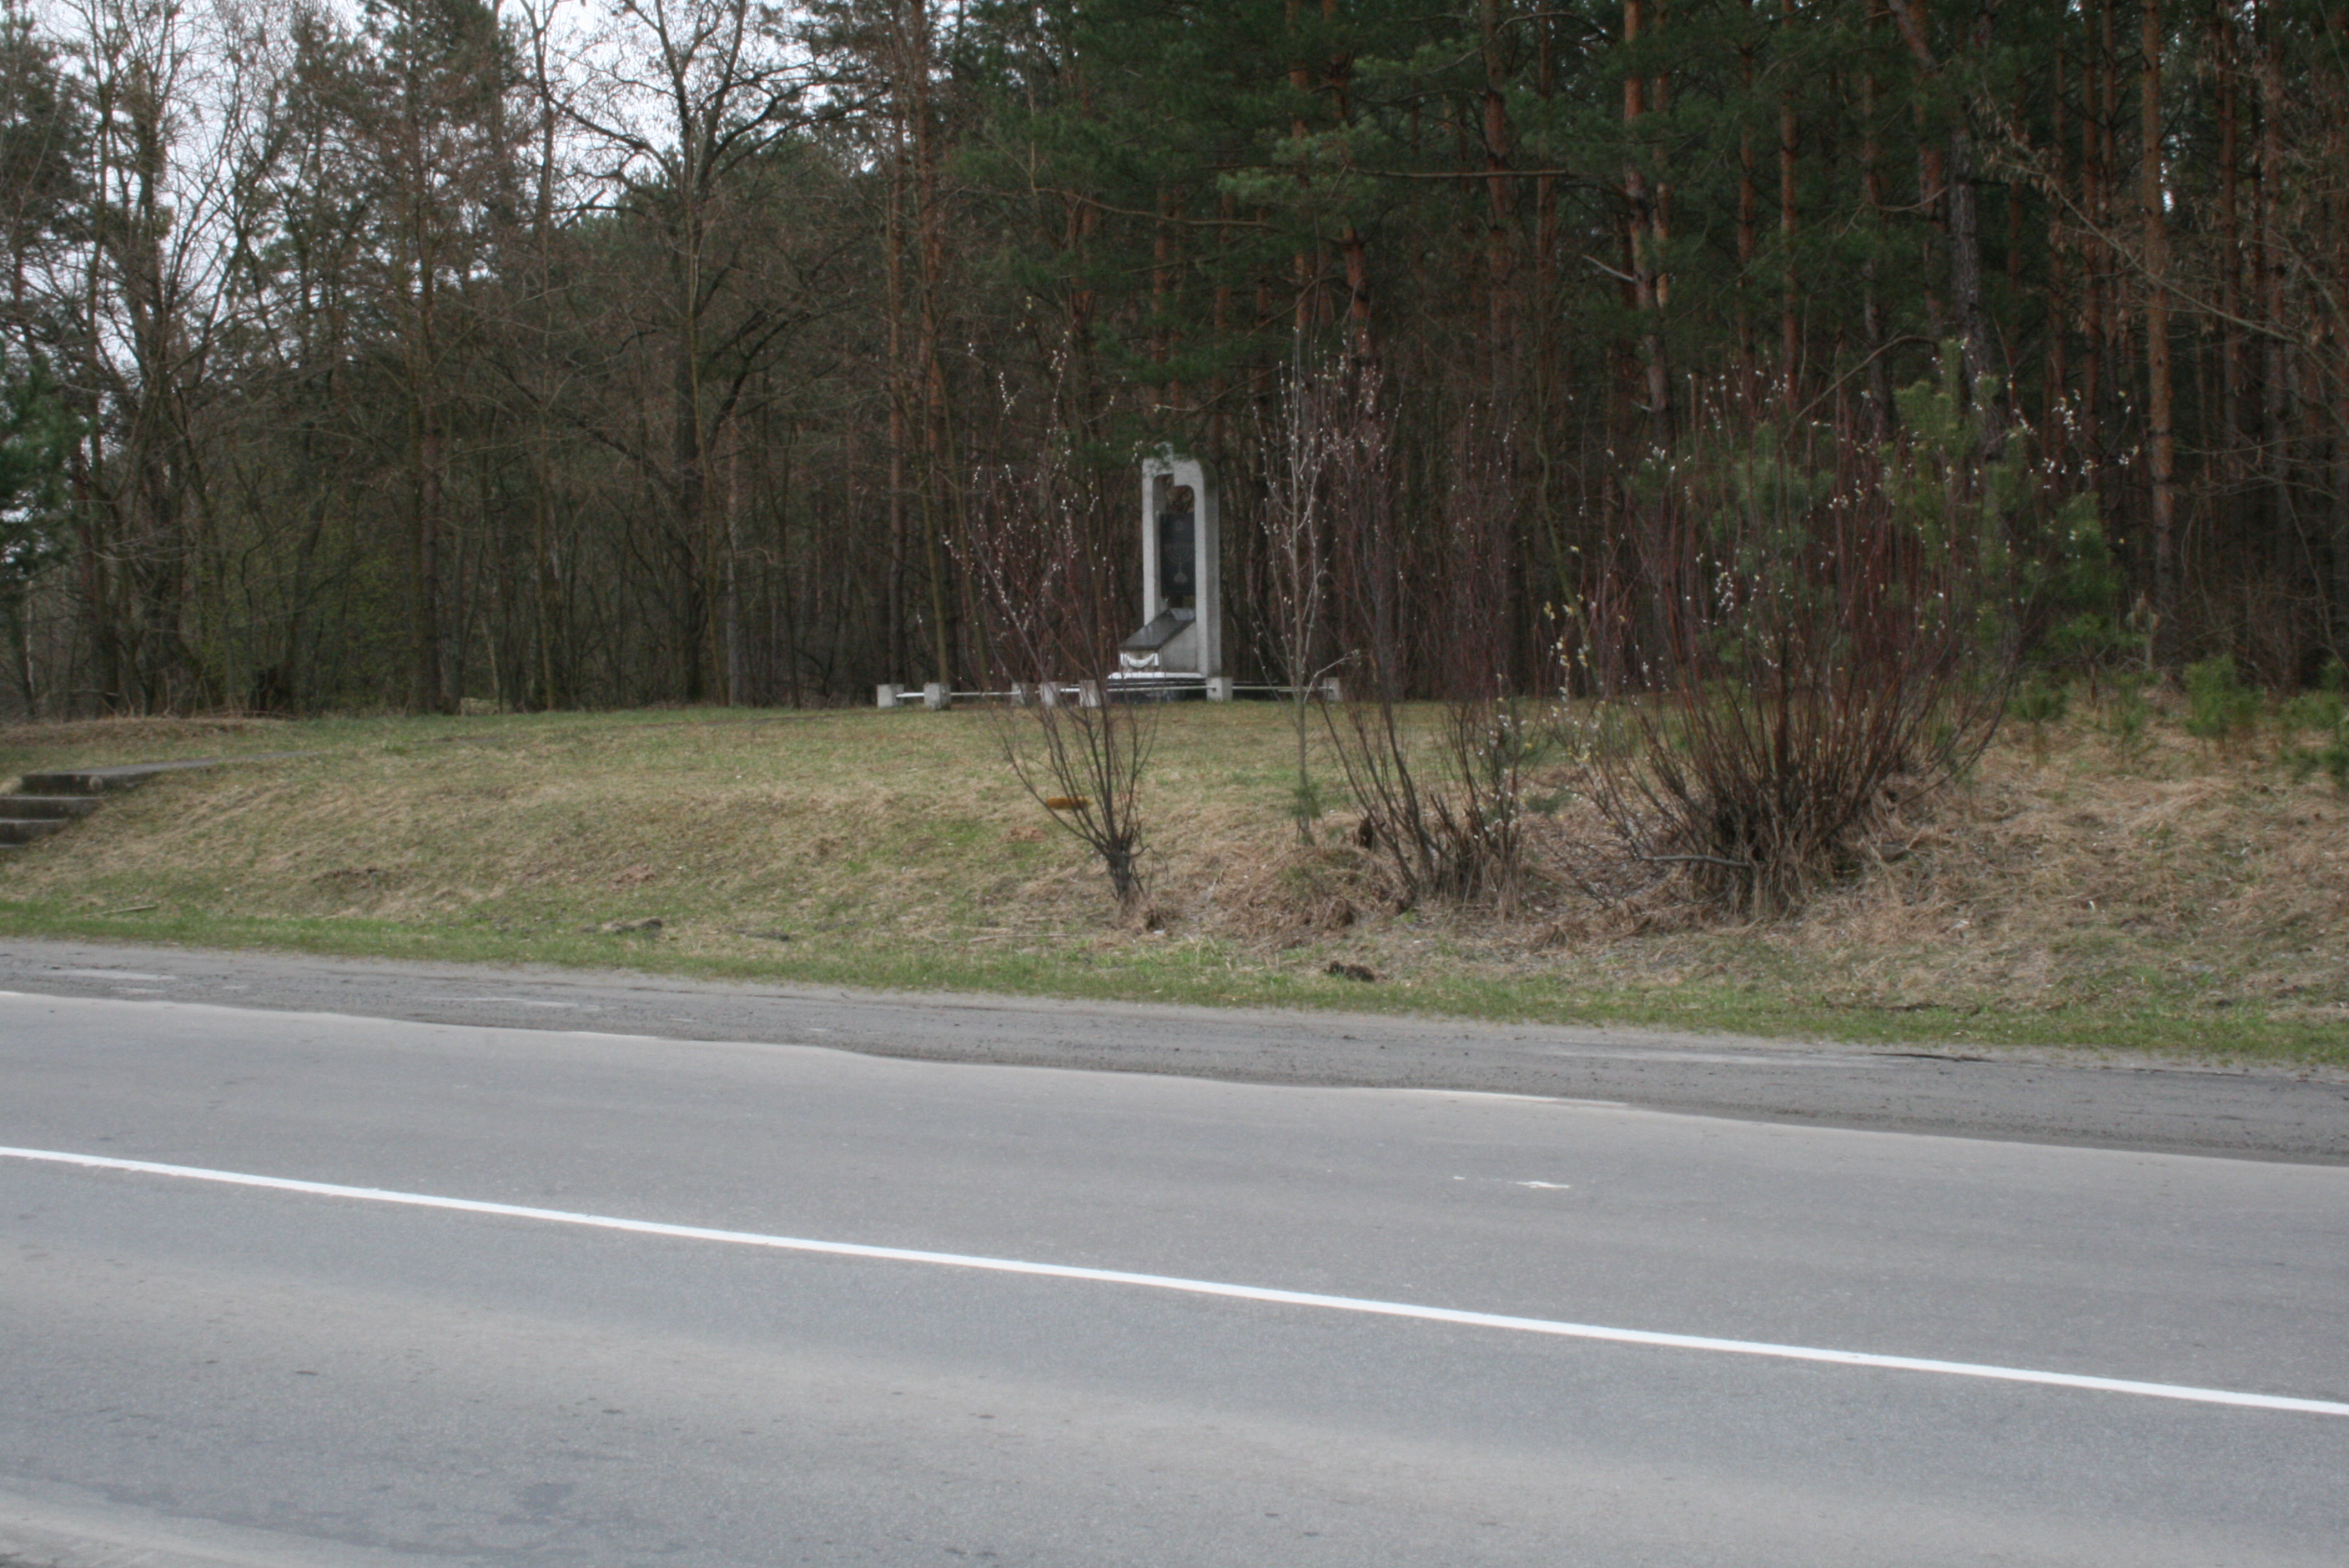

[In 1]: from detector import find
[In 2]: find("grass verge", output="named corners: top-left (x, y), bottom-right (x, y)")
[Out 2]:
top-left (2, 704), bottom-right (2344, 1069)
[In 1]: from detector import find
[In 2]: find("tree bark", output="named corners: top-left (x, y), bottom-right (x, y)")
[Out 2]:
top-left (907, 0), bottom-right (954, 691)
top-left (1738, 3), bottom-right (1759, 389)
top-left (2142, 0), bottom-right (2179, 667)
top-left (1624, 0), bottom-right (1672, 447)
top-left (1479, 0), bottom-right (1516, 388)
top-left (1862, 1), bottom-right (1894, 435)
top-left (2215, 3), bottom-right (2242, 475)
top-left (1887, 0), bottom-right (2004, 435)
top-left (1778, 0), bottom-right (1799, 408)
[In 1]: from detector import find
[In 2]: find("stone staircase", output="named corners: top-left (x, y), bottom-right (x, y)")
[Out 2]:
top-left (0, 760), bottom-right (225, 851)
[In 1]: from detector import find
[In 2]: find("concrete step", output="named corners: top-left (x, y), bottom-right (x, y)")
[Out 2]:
top-left (0, 795), bottom-right (104, 821)
top-left (0, 817), bottom-right (67, 844)
top-left (16, 759), bottom-right (224, 795)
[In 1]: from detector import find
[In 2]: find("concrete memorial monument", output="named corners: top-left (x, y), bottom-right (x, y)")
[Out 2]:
top-left (1115, 450), bottom-right (1230, 700)
top-left (879, 449), bottom-right (1232, 707)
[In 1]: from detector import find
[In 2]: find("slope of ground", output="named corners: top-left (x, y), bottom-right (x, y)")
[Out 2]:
top-left (0, 702), bottom-right (2342, 1066)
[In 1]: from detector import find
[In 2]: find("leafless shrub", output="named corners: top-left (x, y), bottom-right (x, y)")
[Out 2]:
top-left (1574, 406), bottom-right (2011, 917)
top-left (1424, 413), bottom-right (1542, 908)
top-left (961, 440), bottom-right (1156, 914)
top-left (1257, 351), bottom-right (1343, 843)
top-left (1319, 371), bottom-right (1537, 907)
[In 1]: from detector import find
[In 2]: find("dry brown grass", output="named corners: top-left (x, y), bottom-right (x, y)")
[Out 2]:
top-left (1426, 716), bottom-right (2349, 1027)
top-left (0, 713), bottom-right (294, 751)
top-left (1, 701), bottom-right (2343, 1056)
top-left (1114, 706), bottom-right (2349, 1034)
top-left (1768, 731), bottom-right (2349, 1020)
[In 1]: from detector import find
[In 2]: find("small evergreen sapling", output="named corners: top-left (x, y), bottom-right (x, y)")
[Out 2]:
top-left (2182, 658), bottom-right (2261, 753)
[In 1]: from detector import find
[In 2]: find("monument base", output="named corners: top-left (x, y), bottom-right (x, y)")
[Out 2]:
top-left (1104, 671), bottom-right (1235, 702)
top-left (1104, 670), bottom-right (1208, 701)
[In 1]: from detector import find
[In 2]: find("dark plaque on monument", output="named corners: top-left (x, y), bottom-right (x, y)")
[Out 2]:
top-left (1159, 485), bottom-right (1196, 609)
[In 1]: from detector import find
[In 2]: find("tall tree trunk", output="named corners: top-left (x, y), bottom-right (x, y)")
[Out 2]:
top-left (2095, 0), bottom-right (2123, 520)
top-left (1944, 118), bottom-right (1998, 424)
top-left (1739, 4), bottom-right (1760, 389)
top-left (1778, 0), bottom-right (1799, 408)
top-left (1887, 0), bottom-right (2005, 435)
top-left (1151, 187), bottom-right (1174, 405)
top-left (909, 0), bottom-right (954, 691)
top-left (884, 91), bottom-right (909, 683)
top-left (2046, 48), bottom-right (2071, 455)
top-left (1287, 0), bottom-right (1318, 334)
top-left (2252, 9), bottom-right (2293, 583)
top-left (408, 209), bottom-right (446, 714)
top-left (75, 53), bottom-right (118, 711)
top-left (725, 425), bottom-right (744, 704)
top-left (411, 386), bottom-right (445, 712)
top-left (673, 329), bottom-right (709, 703)
top-left (531, 455), bottom-right (562, 710)
top-left (2216, 2), bottom-right (2243, 479)
top-left (2329, 6), bottom-right (2349, 657)
top-left (1862, 1), bottom-right (1894, 435)
top-left (1624, 0), bottom-right (1672, 447)
top-left (519, 0), bottom-right (566, 711)
top-left (1479, 0), bottom-right (1516, 389)
top-left (2142, 0), bottom-right (2179, 666)
top-left (1327, 0), bottom-right (1374, 361)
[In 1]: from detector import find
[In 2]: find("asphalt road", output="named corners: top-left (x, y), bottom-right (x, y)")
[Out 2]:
top-left (2, 947), bottom-right (2346, 1565)
top-left (1, 938), bottom-right (2345, 1161)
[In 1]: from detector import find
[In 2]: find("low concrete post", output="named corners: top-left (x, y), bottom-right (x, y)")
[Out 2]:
top-left (876, 684), bottom-right (901, 709)
top-left (1206, 676), bottom-right (1234, 702)
top-left (1010, 681), bottom-right (1033, 707)
top-left (1319, 676), bottom-right (1344, 702)
top-left (923, 682), bottom-right (950, 711)
top-left (1039, 682), bottom-right (1062, 708)
top-left (1077, 681), bottom-right (1103, 709)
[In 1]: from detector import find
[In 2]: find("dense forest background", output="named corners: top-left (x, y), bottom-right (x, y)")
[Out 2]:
top-left (0, 0), bottom-right (2344, 716)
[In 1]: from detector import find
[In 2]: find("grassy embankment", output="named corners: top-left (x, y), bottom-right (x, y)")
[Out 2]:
top-left (1, 701), bottom-right (2344, 1068)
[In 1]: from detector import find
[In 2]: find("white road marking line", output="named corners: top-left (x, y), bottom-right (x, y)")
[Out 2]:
top-left (5, 1143), bottom-right (2344, 1420)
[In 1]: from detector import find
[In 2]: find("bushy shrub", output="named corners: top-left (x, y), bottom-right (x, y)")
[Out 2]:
top-left (1575, 362), bottom-right (2016, 917)
top-left (2290, 731), bottom-right (2349, 792)
top-left (2277, 690), bottom-right (2346, 735)
top-left (2009, 679), bottom-right (2069, 758)
top-left (2281, 662), bottom-right (2349, 788)
top-left (2182, 657), bottom-right (2261, 751)
top-left (2102, 684), bottom-right (2154, 763)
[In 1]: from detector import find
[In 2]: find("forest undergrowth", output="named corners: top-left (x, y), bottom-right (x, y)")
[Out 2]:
top-left (0, 700), bottom-right (2343, 1068)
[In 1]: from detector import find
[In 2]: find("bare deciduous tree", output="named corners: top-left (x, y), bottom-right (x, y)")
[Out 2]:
top-left (963, 431), bottom-right (1154, 914)
top-left (1259, 350), bottom-right (1339, 843)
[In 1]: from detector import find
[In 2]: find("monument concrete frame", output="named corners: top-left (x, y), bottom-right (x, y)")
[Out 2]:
top-left (1130, 449), bottom-right (1222, 681)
